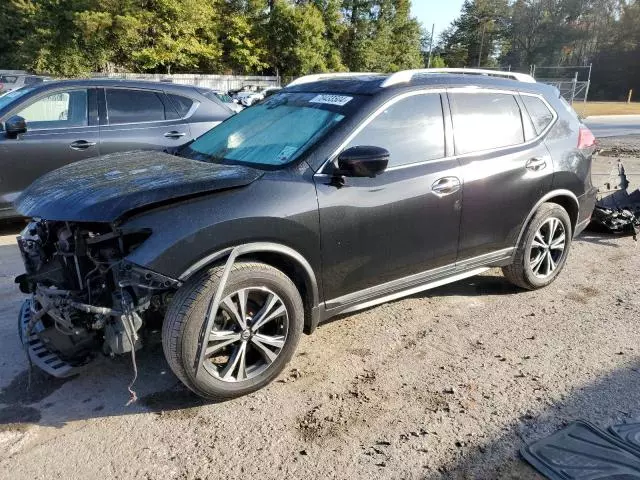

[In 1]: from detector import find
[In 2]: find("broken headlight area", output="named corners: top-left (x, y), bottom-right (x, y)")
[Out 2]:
top-left (15, 220), bottom-right (180, 373)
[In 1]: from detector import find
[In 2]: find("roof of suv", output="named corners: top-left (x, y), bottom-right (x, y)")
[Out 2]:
top-left (285, 72), bottom-right (558, 98)
top-left (14, 78), bottom-right (205, 96)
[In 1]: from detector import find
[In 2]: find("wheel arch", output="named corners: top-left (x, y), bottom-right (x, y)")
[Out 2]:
top-left (178, 242), bottom-right (321, 334)
top-left (514, 189), bottom-right (579, 249)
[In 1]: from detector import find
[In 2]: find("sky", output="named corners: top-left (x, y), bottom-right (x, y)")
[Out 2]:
top-left (411, 0), bottom-right (465, 41)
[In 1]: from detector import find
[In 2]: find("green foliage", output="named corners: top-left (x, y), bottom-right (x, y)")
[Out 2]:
top-left (0, 0), bottom-right (428, 76)
top-left (430, 55), bottom-right (447, 68)
top-left (3, 0), bottom-right (633, 101)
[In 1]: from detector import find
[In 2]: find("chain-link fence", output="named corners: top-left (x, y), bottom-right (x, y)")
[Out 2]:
top-left (531, 65), bottom-right (593, 104)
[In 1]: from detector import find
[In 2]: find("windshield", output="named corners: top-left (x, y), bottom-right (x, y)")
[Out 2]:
top-left (180, 92), bottom-right (361, 168)
top-left (215, 93), bottom-right (233, 103)
top-left (0, 75), bottom-right (18, 84)
top-left (0, 86), bottom-right (37, 110)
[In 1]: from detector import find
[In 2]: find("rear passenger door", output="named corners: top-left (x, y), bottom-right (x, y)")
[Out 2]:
top-left (98, 87), bottom-right (192, 155)
top-left (448, 89), bottom-right (555, 262)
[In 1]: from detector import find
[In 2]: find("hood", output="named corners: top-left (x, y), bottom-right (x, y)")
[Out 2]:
top-left (15, 150), bottom-right (263, 222)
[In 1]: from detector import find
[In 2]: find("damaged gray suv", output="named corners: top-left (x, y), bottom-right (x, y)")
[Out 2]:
top-left (14, 69), bottom-right (597, 400)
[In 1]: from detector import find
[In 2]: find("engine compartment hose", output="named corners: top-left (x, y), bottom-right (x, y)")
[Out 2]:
top-left (69, 301), bottom-right (120, 316)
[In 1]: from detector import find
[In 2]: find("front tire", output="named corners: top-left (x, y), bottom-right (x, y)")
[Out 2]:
top-left (503, 202), bottom-right (572, 290)
top-left (162, 261), bottom-right (304, 401)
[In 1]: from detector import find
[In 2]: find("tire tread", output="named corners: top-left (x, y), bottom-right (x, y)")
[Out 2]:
top-left (162, 261), bottom-right (302, 400)
top-left (502, 202), bottom-right (572, 290)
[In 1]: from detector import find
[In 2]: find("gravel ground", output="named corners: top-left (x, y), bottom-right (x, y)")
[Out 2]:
top-left (598, 135), bottom-right (640, 156)
top-left (1, 155), bottom-right (640, 479)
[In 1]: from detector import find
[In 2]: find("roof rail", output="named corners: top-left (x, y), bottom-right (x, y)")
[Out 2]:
top-left (381, 68), bottom-right (536, 87)
top-left (288, 72), bottom-right (380, 87)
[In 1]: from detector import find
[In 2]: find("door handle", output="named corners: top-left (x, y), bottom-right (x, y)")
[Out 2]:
top-left (69, 140), bottom-right (96, 151)
top-left (164, 131), bottom-right (187, 139)
top-left (431, 177), bottom-right (461, 197)
top-left (526, 157), bottom-right (547, 171)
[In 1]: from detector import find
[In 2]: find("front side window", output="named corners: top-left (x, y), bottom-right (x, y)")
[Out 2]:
top-left (17, 89), bottom-right (88, 130)
top-left (181, 92), bottom-right (361, 168)
top-left (449, 92), bottom-right (525, 155)
top-left (345, 93), bottom-right (445, 168)
top-left (521, 95), bottom-right (555, 135)
top-left (106, 88), bottom-right (167, 124)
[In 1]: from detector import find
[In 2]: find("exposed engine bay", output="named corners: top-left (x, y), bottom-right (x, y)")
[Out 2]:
top-left (16, 220), bottom-right (180, 376)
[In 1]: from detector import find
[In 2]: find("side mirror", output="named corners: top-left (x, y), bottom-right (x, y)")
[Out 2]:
top-left (4, 115), bottom-right (27, 138)
top-left (337, 145), bottom-right (389, 178)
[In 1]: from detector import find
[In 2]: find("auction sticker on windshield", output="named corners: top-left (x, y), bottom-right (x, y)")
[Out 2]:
top-left (309, 94), bottom-right (353, 107)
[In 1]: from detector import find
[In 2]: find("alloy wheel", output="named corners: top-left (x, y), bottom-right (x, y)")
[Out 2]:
top-left (529, 217), bottom-right (566, 279)
top-left (201, 287), bottom-right (289, 382)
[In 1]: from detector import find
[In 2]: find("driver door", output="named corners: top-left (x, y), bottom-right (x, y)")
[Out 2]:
top-left (314, 92), bottom-right (462, 308)
top-left (0, 88), bottom-right (99, 215)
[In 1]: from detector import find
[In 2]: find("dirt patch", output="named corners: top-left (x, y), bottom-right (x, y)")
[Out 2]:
top-left (575, 102), bottom-right (640, 117)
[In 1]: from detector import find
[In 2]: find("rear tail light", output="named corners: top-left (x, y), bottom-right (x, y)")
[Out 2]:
top-left (578, 126), bottom-right (596, 149)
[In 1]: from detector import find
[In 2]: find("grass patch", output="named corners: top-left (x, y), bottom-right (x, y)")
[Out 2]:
top-left (574, 102), bottom-right (640, 117)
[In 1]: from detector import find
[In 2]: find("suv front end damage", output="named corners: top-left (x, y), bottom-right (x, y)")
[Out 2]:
top-left (16, 220), bottom-right (179, 377)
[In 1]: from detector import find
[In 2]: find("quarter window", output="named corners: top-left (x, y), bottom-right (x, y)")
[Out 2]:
top-left (17, 89), bottom-right (88, 129)
top-left (106, 89), bottom-right (167, 124)
top-left (449, 92), bottom-right (524, 154)
top-left (521, 95), bottom-right (555, 135)
top-left (345, 93), bottom-right (445, 168)
top-left (166, 94), bottom-right (194, 118)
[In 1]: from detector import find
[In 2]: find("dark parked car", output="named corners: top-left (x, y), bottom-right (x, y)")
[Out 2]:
top-left (14, 69), bottom-right (597, 401)
top-left (0, 79), bottom-right (232, 219)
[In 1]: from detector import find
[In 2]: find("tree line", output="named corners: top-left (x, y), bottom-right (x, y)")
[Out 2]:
top-left (0, 0), bottom-right (423, 78)
top-left (436, 0), bottom-right (640, 100)
top-left (1, 1), bottom-right (638, 100)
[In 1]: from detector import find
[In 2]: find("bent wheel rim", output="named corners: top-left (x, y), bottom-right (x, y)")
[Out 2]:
top-left (201, 287), bottom-right (289, 382)
top-left (529, 217), bottom-right (566, 279)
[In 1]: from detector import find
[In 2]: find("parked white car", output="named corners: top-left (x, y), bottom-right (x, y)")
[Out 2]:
top-left (235, 90), bottom-right (264, 107)
top-left (0, 74), bottom-right (51, 94)
top-left (198, 89), bottom-right (244, 113)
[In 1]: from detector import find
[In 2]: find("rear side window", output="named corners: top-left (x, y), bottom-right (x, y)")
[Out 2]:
top-left (106, 88), bottom-right (167, 124)
top-left (521, 95), bottom-right (554, 135)
top-left (166, 94), bottom-right (194, 117)
top-left (449, 92), bottom-right (524, 154)
top-left (346, 93), bottom-right (445, 168)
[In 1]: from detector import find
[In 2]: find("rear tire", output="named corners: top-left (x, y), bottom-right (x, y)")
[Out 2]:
top-left (502, 203), bottom-right (572, 290)
top-left (162, 261), bottom-right (304, 401)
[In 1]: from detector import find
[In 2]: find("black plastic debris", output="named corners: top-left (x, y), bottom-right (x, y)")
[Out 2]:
top-left (522, 420), bottom-right (640, 479)
top-left (588, 160), bottom-right (640, 240)
top-left (590, 206), bottom-right (639, 240)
